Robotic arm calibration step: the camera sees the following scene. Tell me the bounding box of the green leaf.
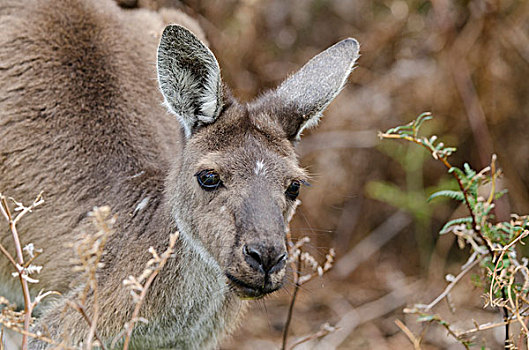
[463,163,476,178]
[365,181,431,218]
[482,203,495,217]
[417,314,436,322]
[440,217,473,234]
[413,112,433,136]
[471,273,482,288]
[448,167,465,179]
[443,147,457,156]
[427,190,465,203]
[385,124,413,136]
[467,181,479,198]
[495,189,508,200]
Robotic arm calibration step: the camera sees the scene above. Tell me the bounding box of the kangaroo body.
[0,0,359,348]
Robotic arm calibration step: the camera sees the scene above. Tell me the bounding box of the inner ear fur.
[157,25,223,138]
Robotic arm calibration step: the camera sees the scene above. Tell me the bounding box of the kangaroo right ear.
[157,25,223,138]
[252,38,359,141]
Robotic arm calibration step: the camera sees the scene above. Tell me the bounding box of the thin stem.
[85,211,111,349]
[380,134,491,251]
[432,155,510,346]
[281,254,302,350]
[0,321,73,349]
[423,257,481,311]
[287,323,337,350]
[122,269,159,350]
[0,242,17,268]
[122,233,177,350]
[502,303,510,348]
[67,301,107,350]
[395,319,422,350]
[1,196,31,350]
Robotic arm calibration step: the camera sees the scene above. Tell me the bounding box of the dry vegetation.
[4,0,529,349]
[0,202,178,349]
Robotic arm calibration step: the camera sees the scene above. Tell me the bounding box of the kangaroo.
[0,0,359,348]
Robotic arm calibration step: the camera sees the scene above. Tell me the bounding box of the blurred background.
[135,0,529,348]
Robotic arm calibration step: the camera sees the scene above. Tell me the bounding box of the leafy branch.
[380,113,529,349]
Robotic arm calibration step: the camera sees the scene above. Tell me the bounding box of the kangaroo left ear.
[157,25,223,138]
[252,38,360,140]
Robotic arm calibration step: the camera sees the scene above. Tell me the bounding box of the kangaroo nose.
[243,244,287,274]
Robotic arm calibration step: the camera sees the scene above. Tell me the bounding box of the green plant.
[366,133,458,270]
[381,113,529,349]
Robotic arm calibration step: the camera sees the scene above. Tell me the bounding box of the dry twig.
[395,319,421,350]
[281,200,336,350]
[66,206,116,350]
[111,231,179,350]
[0,193,46,350]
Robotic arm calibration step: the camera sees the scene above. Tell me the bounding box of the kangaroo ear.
[254,38,360,140]
[157,25,223,138]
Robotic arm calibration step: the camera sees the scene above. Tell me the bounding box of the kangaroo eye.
[285,180,301,200]
[196,170,222,191]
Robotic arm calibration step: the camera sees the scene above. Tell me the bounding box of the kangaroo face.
[170,103,308,298]
[158,25,359,299]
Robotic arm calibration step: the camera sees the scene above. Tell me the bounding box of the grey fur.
[0,0,359,348]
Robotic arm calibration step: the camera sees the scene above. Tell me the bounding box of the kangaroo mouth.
[225,273,281,300]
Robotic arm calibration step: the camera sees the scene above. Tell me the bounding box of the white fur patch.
[130,170,145,179]
[134,196,150,214]
[254,160,266,176]
[174,214,221,272]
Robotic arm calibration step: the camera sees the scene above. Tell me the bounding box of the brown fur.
[0,0,359,348]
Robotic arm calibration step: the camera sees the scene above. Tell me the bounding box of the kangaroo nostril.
[243,245,263,266]
[275,253,287,265]
[269,252,287,274]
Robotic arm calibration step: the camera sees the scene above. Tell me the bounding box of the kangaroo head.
[157,25,359,299]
